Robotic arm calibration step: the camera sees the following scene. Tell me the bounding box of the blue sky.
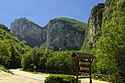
[0,0,105,27]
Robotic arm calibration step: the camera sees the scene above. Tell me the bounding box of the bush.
[45,74,75,83]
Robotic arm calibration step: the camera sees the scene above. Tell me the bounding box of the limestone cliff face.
[82,3,104,52]
[45,17,87,50]
[10,17,87,50]
[10,18,47,47]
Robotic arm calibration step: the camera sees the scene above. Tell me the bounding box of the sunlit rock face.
[10,17,47,47]
[10,17,87,51]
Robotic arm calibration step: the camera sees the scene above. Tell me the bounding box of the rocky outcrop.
[10,18,47,47]
[10,17,87,50]
[45,17,87,50]
[82,3,104,52]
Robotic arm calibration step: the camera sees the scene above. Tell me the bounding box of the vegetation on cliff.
[45,17,87,51]
[82,3,104,53]
[82,0,125,82]
[49,17,87,31]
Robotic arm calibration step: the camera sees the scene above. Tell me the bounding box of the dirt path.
[10,69,49,82]
[0,69,49,83]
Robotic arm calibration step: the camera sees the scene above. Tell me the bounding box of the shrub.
[45,74,75,83]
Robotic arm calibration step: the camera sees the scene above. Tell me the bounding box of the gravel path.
[0,69,49,83]
[10,69,49,82]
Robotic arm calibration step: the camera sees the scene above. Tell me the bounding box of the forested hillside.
[82,0,125,82]
[0,24,31,68]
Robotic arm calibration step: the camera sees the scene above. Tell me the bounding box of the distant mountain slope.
[45,17,87,50]
[10,18,47,47]
[10,17,87,51]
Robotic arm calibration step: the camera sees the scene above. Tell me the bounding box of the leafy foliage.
[80,0,125,82]
[81,0,125,82]
[21,48,47,71]
[21,49,74,74]
[0,24,31,68]
[94,0,125,75]
[45,74,75,83]
[46,51,74,73]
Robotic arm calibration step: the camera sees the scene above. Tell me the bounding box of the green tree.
[0,40,11,67]
[93,0,125,76]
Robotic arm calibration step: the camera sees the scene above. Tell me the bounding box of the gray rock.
[10,17,47,47]
[10,17,87,51]
[82,3,104,52]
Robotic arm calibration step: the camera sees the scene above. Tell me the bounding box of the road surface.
[0,69,49,83]
[0,69,111,83]
[10,69,49,83]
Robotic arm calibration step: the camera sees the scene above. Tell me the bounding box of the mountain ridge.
[10,17,87,51]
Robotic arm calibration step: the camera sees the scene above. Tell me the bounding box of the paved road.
[10,69,49,83]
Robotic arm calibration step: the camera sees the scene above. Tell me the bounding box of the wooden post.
[75,57,79,83]
[74,56,79,83]
[89,62,92,83]
[76,62,78,83]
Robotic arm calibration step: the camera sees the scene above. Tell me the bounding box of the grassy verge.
[0,65,13,74]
